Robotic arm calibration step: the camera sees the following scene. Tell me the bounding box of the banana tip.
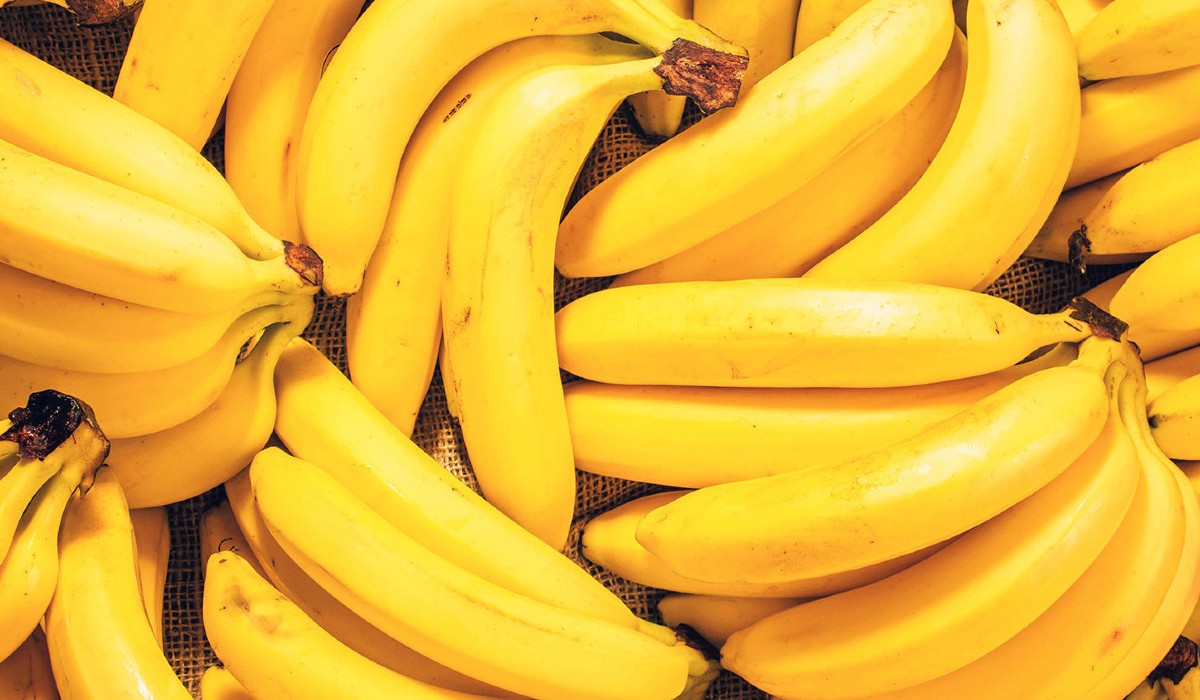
[1,390,95,460]
[655,39,748,114]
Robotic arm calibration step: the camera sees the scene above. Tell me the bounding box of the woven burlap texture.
[0,6,1133,698]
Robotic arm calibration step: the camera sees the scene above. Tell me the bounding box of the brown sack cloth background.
[0,6,1133,696]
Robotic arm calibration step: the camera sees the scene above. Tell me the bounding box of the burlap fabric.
[0,6,1135,697]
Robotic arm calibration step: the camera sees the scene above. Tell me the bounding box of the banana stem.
[654,38,748,112]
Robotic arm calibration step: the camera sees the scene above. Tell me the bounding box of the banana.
[200,666,254,700]
[250,448,716,700]
[130,506,169,649]
[104,298,312,508]
[801,0,1080,290]
[349,35,649,438]
[1077,0,1200,80]
[1068,63,1200,189]
[200,500,264,578]
[0,629,58,699]
[221,466,516,697]
[273,337,646,630]
[0,301,297,439]
[633,338,1118,585]
[0,448,62,568]
[1166,669,1200,700]
[719,367,1139,698]
[1147,345,1200,403]
[0,0,137,23]
[1082,270,1200,362]
[223,0,365,244]
[792,0,867,53]
[204,550,501,700]
[581,489,951,598]
[556,0,954,278]
[113,0,277,152]
[657,594,802,649]
[0,138,321,314]
[45,469,190,699]
[564,344,1076,488]
[625,0,692,139]
[1056,0,1113,37]
[612,29,963,286]
[0,36,281,261]
[1109,233,1200,333]
[1132,680,1171,700]
[555,279,1100,388]
[296,0,747,296]
[693,0,800,91]
[1023,171,1145,268]
[1148,374,1200,460]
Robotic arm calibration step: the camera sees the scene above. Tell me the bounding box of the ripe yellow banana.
[113,0,277,152]
[0,445,64,567]
[223,0,364,244]
[611,30,964,285]
[555,279,1099,388]
[0,36,280,261]
[802,0,1080,290]
[349,35,649,438]
[582,489,951,598]
[1067,64,1200,189]
[1148,374,1200,460]
[656,594,803,649]
[274,337,645,630]
[692,0,800,91]
[720,378,1139,698]
[105,298,312,508]
[0,629,58,699]
[44,469,190,699]
[444,57,671,548]
[564,344,1075,488]
[200,499,265,579]
[634,339,1116,584]
[0,138,321,314]
[250,449,716,700]
[1077,0,1200,80]
[792,0,867,53]
[204,550,495,700]
[625,0,692,139]
[1023,171,1140,267]
[1109,234,1200,333]
[1147,345,1200,403]
[200,666,253,700]
[296,0,747,295]
[555,0,954,278]
[0,0,137,23]
[130,506,169,649]
[1082,270,1200,362]
[1055,0,1113,37]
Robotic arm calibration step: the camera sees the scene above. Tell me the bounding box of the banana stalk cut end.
[283,241,324,290]
[655,38,748,113]
[1152,636,1200,689]
[1065,296,1129,341]
[64,0,141,25]
[1069,226,1091,274]
[1,390,106,462]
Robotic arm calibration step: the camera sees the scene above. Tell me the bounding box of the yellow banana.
[251,448,716,700]
[563,344,1075,488]
[720,373,1139,698]
[44,469,190,699]
[0,629,59,699]
[555,279,1099,388]
[130,506,169,649]
[200,499,266,581]
[693,0,800,91]
[1082,270,1200,362]
[113,0,278,152]
[657,594,802,649]
[349,34,648,437]
[634,339,1116,584]
[1077,0,1200,80]
[0,138,321,314]
[204,550,496,700]
[200,666,254,700]
[1068,64,1200,189]
[1149,374,1200,460]
[296,0,747,296]
[1147,345,1200,403]
[223,0,364,243]
[802,0,1080,290]
[582,489,950,598]
[625,0,692,139]
[613,26,965,287]
[0,446,62,567]
[0,36,280,261]
[792,0,867,53]
[105,298,312,508]
[0,0,137,23]
[274,337,646,630]
[1023,171,1140,267]
[1056,0,1113,37]
[556,0,954,278]
[1110,234,1200,333]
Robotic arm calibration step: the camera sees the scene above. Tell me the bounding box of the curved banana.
[1055,0,1113,37]
[657,594,802,649]
[1082,270,1200,362]
[274,338,645,630]
[204,550,496,700]
[1022,171,1137,267]
[0,138,321,314]
[349,34,649,437]
[693,0,800,91]
[1067,63,1200,189]
[0,0,137,23]
[1148,374,1200,460]
[719,376,1139,698]
[130,506,170,649]
[613,26,965,287]
[44,469,190,700]
[1147,345,1200,403]
[104,298,313,508]
[0,36,281,261]
[1109,234,1200,333]
[0,302,295,439]
[200,666,254,700]
[250,448,716,700]
[792,0,867,53]
[581,490,950,598]
[0,629,58,699]
[801,0,1080,290]
[564,344,1075,488]
[296,0,747,296]
[223,0,365,243]
[555,0,954,278]
[634,341,1116,584]
[0,448,63,568]
[625,0,692,139]
[200,499,264,578]
[113,0,277,152]
[1077,0,1200,80]
[555,279,1098,388]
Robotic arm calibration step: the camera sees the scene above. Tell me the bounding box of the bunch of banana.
[0,0,138,24]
